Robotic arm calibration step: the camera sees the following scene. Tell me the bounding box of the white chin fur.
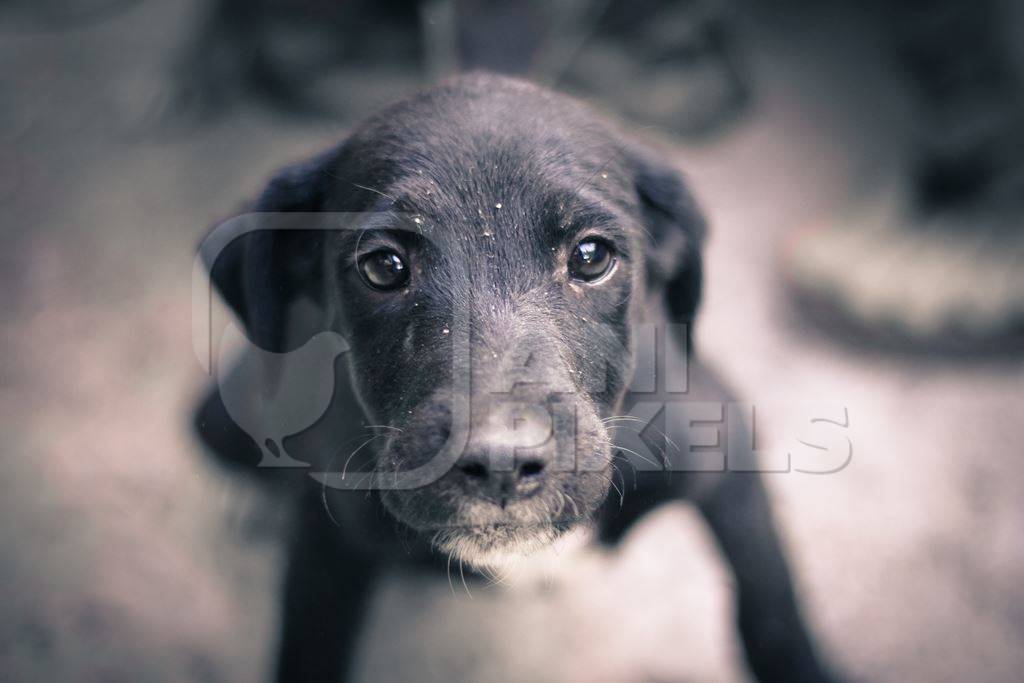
[434,523,593,574]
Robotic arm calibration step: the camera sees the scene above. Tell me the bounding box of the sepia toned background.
[1,0,1022,681]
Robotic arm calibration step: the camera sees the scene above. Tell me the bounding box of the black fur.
[195,74,839,683]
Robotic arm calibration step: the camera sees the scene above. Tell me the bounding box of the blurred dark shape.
[782,0,1024,355]
[555,0,750,137]
[173,0,750,136]
[891,0,1024,208]
[174,0,427,119]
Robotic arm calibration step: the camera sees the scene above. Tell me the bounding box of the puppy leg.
[699,471,837,683]
[275,495,378,683]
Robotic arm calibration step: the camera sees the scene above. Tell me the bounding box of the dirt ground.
[1,1,1022,681]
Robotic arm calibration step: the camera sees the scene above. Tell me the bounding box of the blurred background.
[1,0,1022,681]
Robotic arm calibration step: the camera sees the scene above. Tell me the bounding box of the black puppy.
[196,74,838,682]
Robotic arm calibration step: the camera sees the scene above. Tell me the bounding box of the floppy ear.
[204,148,339,353]
[193,149,342,476]
[628,144,707,347]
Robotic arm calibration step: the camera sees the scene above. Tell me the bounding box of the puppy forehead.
[334,78,637,215]
[369,141,634,250]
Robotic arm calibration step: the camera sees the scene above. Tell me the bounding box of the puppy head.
[210,75,704,569]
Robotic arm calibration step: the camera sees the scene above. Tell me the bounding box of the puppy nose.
[456,452,547,505]
[455,402,553,505]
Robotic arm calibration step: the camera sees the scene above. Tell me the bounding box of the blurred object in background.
[173,0,750,137]
[552,0,750,137]
[174,0,428,121]
[783,0,1024,354]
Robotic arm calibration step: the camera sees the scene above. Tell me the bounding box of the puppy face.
[215,75,705,568]
[331,128,645,567]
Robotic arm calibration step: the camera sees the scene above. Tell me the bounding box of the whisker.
[446,547,456,597]
[319,445,351,527]
[602,415,650,424]
[606,469,624,507]
[341,435,386,480]
[362,424,404,433]
[606,458,630,497]
[603,426,671,469]
[320,487,341,528]
[317,428,394,516]
[554,490,567,520]
[487,563,510,588]
[602,417,681,454]
[350,182,397,203]
[459,558,473,599]
[604,442,661,470]
[563,492,580,518]
[352,468,375,497]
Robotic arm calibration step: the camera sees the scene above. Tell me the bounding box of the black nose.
[457,452,547,505]
[453,397,556,505]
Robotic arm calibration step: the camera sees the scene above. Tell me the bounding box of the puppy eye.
[568,238,615,282]
[358,249,409,290]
